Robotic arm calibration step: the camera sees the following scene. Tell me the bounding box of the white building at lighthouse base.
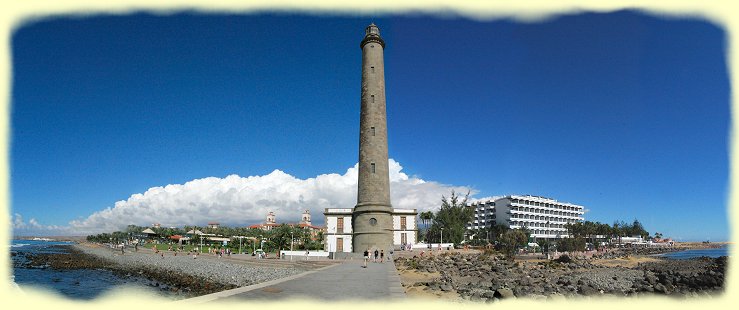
[324,208,417,253]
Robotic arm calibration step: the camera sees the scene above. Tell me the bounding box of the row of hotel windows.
[474,214,496,218]
[336,217,408,230]
[510,214,579,223]
[510,207,580,217]
[476,199,582,212]
[510,199,582,212]
[526,229,562,235]
[510,220,568,228]
[511,209,580,217]
[471,207,580,218]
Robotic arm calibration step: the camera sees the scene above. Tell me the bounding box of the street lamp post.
[193,226,202,253]
[440,227,444,250]
[290,232,294,251]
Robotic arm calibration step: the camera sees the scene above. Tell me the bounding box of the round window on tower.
[369,218,377,226]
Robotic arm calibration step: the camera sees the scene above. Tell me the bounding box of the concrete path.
[179,259,405,302]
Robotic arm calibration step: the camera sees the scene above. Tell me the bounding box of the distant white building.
[324,208,417,253]
[248,210,324,240]
[248,211,279,231]
[614,236,644,244]
[467,194,586,240]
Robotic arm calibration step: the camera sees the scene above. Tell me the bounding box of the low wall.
[410,243,454,250]
[279,250,330,259]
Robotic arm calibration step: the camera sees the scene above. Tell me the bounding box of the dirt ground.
[398,268,462,301]
[589,255,663,268]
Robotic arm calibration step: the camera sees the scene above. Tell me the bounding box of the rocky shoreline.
[14,243,309,298]
[395,250,726,302]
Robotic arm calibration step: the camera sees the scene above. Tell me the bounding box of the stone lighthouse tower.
[352,23,393,253]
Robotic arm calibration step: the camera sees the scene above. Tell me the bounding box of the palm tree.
[595,222,610,246]
[489,223,509,243]
[419,211,434,242]
[583,221,597,246]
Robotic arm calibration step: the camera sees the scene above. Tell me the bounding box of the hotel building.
[467,195,586,240]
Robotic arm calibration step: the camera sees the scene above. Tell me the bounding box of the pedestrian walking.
[380,250,384,263]
[374,249,379,263]
[363,249,369,268]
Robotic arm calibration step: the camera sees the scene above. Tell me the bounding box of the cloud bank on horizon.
[12,159,475,236]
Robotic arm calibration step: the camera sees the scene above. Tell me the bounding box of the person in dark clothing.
[373,249,379,263]
[380,250,384,263]
[363,249,369,268]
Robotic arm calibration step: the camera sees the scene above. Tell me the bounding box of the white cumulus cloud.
[13,159,475,236]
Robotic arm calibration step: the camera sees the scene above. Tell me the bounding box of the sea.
[657,245,730,260]
[10,239,177,300]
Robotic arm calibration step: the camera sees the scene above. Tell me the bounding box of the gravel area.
[73,244,307,287]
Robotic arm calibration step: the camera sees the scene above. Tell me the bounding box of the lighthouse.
[352,23,393,253]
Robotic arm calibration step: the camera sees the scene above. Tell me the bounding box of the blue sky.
[10,11,729,241]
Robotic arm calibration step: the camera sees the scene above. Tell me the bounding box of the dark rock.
[578,285,599,296]
[654,283,667,294]
[494,288,515,299]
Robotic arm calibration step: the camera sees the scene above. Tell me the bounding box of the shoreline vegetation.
[394,242,728,302]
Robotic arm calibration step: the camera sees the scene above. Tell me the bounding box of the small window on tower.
[371,127,375,136]
[371,162,376,173]
[371,66,375,73]
[371,95,375,103]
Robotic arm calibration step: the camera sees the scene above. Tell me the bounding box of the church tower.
[352,23,393,253]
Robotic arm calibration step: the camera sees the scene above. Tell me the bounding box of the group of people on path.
[363,248,387,268]
[207,246,231,258]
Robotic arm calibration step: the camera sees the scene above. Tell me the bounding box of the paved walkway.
[177,259,405,302]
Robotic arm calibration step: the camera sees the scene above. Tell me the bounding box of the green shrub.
[556,237,586,252]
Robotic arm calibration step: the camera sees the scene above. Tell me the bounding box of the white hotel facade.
[468,195,586,240]
[324,208,417,253]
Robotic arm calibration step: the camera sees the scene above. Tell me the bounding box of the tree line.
[86,223,324,252]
